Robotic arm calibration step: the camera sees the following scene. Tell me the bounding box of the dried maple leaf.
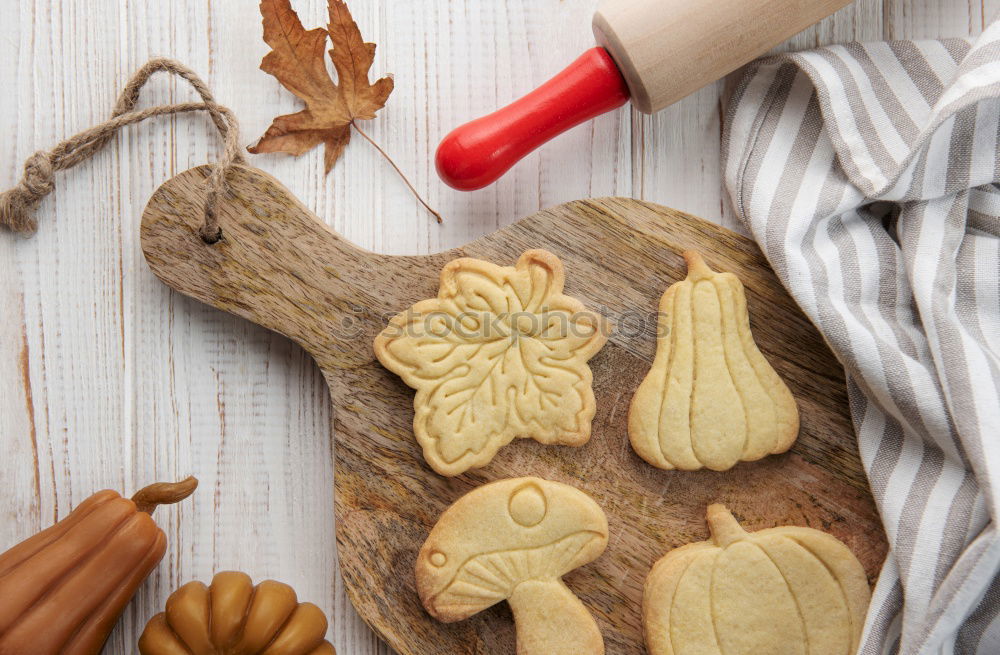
[249,0,393,172]
[250,0,439,221]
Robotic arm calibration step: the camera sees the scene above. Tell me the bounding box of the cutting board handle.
[140,165,388,367]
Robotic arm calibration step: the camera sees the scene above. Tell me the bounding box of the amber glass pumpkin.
[138,571,335,655]
[0,477,198,655]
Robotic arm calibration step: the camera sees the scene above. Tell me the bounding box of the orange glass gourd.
[0,477,198,655]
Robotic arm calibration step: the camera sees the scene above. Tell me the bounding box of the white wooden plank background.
[0,1,994,653]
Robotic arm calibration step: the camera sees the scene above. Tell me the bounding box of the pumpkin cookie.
[375,249,608,476]
[417,477,608,655]
[644,504,870,655]
[628,251,798,471]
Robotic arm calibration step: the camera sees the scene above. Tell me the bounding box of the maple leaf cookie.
[374,250,608,476]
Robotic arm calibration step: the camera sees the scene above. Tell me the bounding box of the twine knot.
[0,58,243,242]
[0,151,56,235]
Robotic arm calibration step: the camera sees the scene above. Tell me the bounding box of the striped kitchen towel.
[723,16,1000,655]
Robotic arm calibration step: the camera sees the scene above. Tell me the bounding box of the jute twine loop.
[0,58,245,243]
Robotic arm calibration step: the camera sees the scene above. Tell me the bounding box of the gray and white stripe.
[723,16,1000,655]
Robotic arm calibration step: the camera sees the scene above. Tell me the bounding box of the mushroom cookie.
[374,249,608,476]
[644,504,871,655]
[416,477,609,655]
[628,251,799,471]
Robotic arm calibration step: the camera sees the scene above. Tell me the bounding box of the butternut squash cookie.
[417,477,608,655]
[374,250,608,476]
[629,251,798,471]
[644,504,870,655]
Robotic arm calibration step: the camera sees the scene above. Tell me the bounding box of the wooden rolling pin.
[436,0,854,190]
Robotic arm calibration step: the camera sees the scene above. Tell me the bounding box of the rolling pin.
[436,0,854,190]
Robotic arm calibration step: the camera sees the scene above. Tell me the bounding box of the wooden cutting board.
[140,165,887,655]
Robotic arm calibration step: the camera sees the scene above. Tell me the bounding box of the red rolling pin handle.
[435,47,630,191]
